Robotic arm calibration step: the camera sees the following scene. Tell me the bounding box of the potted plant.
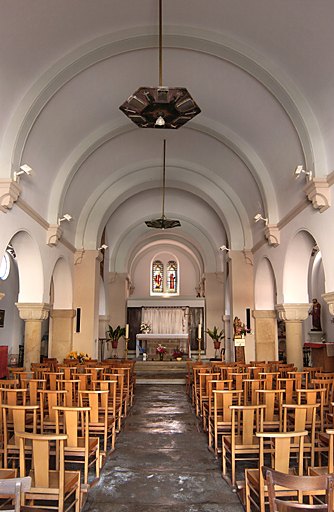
[106,324,126,349]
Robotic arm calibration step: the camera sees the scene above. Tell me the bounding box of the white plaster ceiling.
[1,0,333,271]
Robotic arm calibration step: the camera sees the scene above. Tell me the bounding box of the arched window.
[0,253,10,281]
[166,260,178,293]
[152,260,163,293]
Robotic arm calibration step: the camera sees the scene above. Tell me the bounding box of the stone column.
[228,250,255,362]
[50,309,75,363]
[276,303,310,370]
[204,272,224,359]
[253,310,277,362]
[73,250,102,358]
[107,273,128,358]
[15,303,50,369]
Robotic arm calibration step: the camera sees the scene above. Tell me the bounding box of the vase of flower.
[140,322,152,334]
[156,344,167,361]
[159,352,164,361]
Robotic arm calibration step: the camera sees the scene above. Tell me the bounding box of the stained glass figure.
[152,260,164,293]
[167,261,177,293]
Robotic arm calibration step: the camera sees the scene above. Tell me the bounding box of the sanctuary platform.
[135,360,188,384]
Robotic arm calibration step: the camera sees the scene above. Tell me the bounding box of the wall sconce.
[294,165,312,180]
[254,213,268,225]
[14,164,32,182]
[58,214,72,224]
[219,245,230,252]
[98,244,108,251]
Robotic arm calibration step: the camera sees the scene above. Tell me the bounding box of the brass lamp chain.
[159,0,163,87]
[161,139,166,217]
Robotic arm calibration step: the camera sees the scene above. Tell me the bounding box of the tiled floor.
[83,384,243,512]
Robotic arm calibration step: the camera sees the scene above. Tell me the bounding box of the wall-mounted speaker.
[246,308,251,331]
[75,308,81,333]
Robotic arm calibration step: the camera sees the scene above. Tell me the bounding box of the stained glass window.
[166,261,178,293]
[152,260,163,293]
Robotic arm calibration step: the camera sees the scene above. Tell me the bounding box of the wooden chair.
[39,389,67,433]
[54,406,100,487]
[203,379,232,434]
[282,403,319,467]
[17,431,81,512]
[245,430,308,512]
[209,388,242,455]
[2,404,38,468]
[256,389,284,431]
[0,476,31,512]
[78,389,115,455]
[263,466,334,511]
[222,403,265,489]
[57,379,80,407]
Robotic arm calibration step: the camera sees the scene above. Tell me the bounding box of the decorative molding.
[304,178,331,213]
[15,302,50,321]
[46,224,63,246]
[264,224,280,247]
[322,292,334,316]
[276,303,310,322]
[252,310,277,319]
[0,293,5,301]
[327,171,334,187]
[0,179,21,213]
[50,308,75,319]
[242,249,253,265]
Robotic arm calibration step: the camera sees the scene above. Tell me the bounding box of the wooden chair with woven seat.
[0,476,31,512]
[263,466,334,512]
[78,389,115,456]
[54,406,100,488]
[222,403,266,489]
[245,430,308,512]
[2,404,39,469]
[17,431,81,512]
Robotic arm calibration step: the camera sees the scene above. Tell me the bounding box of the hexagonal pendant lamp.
[119,0,201,129]
[145,139,181,229]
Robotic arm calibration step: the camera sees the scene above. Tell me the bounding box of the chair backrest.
[0,476,31,512]
[263,466,334,511]
[230,404,265,443]
[54,405,90,448]
[78,389,109,422]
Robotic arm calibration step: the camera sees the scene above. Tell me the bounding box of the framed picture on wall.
[0,310,4,328]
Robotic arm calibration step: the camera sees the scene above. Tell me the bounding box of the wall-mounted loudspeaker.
[246,308,251,331]
[75,308,81,333]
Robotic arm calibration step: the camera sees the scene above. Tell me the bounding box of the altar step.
[135,360,187,384]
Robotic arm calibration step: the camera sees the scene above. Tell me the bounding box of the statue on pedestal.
[309,298,322,331]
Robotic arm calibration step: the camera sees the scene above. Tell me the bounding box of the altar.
[136,333,189,359]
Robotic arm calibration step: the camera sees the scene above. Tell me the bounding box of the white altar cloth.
[136,333,189,357]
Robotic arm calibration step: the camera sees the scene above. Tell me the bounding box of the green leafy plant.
[106,324,126,347]
[205,326,225,342]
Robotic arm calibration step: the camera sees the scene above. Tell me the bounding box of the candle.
[125,324,129,339]
[198,323,202,339]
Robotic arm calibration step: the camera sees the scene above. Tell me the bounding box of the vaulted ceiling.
[1,0,333,273]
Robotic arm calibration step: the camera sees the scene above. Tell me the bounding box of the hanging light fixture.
[119,0,201,129]
[145,139,181,229]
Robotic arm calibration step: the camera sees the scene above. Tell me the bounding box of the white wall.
[131,245,198,298]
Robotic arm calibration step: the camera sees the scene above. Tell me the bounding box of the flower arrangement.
[66,351,91,364]
[140,322,151,334]
[156,344,167,354]
[172,347,184,359]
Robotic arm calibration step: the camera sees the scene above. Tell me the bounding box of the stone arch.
[51,257,73,309]
[283,230,316,304]
[254,257,277,310]
[10,231,44,303]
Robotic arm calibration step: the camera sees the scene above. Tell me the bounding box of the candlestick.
[124,338,129,360]
[125,323,129,339]
[198,323,202,339]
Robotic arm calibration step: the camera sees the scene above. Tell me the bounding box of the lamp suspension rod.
[159,0,163,87]
[161,139,166,217]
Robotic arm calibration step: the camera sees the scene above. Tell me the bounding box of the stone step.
[135,360,187,384]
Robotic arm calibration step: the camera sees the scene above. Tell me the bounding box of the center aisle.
[83,384,243,512]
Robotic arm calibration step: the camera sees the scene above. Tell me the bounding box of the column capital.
[252,309,277,319]
[276,303,310,322]
[0,292,5,301]
[304,178,331,213]
[15,302,50,321]
[322,292,334,315]
[264,225,280,247]
[74,249,102,265]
